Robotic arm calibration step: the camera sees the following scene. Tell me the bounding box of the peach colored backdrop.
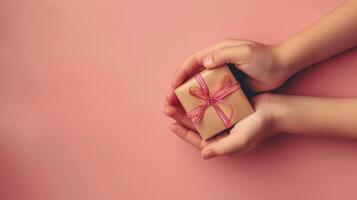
[0,0,357,199]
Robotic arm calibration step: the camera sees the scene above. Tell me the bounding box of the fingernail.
[164,106,171,116]
[203,56,213,67]
[169,124,177,131]
[203,150,215,159]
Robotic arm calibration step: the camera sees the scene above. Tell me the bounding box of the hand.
[171,39,291,93]
[165,93,280,159]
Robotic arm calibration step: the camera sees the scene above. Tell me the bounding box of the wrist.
[272,42,301,79]
[268,94,293,134]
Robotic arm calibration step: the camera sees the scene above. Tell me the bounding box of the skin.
[164,0,357,159]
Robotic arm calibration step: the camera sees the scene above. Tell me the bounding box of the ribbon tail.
[213,83,240,99]
[188,103,209,129]
[213,104,233,128]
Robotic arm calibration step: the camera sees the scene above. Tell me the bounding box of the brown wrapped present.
[175,65,254,140]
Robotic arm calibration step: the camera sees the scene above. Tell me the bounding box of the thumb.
[201,114,261,159]
[201,134,248,159]
[202,45,251,68]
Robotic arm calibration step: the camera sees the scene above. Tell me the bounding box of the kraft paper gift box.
[175,65,254,140]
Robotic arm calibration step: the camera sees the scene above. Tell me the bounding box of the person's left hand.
[164,93,280,159]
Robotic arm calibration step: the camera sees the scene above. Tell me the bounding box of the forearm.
[276,0,357,76]
[272,94,357,139]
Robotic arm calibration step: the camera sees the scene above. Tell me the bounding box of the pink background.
[0,0,357,199]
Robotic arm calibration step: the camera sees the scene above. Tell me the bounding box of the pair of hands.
[164,39,293,159]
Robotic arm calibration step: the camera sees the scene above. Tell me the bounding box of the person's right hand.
[167,93,281,159]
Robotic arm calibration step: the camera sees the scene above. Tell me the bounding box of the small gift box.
[175,65,254,140]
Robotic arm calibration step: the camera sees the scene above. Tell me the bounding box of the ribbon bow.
[187,73,241,129]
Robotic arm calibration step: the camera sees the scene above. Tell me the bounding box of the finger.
[169,123,205,149]
[199,131,229,149]
[201,114,260,159]
[164,105,194,129]
[172,40,250,88]
[164,99,169,106]
[171,50,204,88]
[202,45,252,68]
[165,88,181,107]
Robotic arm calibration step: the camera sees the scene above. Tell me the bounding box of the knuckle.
[240,139,257,152]
[216,147,229,156]
[246,141,257,150]
[216,47,226,55]
[219,38,243,47]
[181,55,194,67]
[183,49,203,65]
[200,140,209,149]
[238,138,250,149]
[212,48,224,62]
[213,143,229,156]
[240,44,254,55]
[217,38,243,47]
[213,40,231,50]
[221,38,235,44]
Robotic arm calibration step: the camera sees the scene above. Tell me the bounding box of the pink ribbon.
[187,73,241,129]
